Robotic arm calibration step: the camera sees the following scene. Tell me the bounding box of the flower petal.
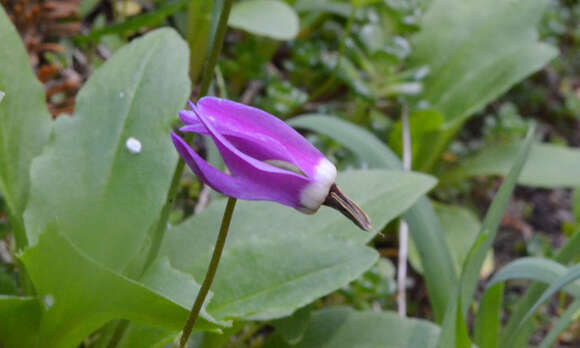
[195,97,325,177]
[171,132,311,209]
[171,132,246,198]
[179,109,199,125]
[180,123,297,164]
[190,106,323,209]
[192,106,296,177]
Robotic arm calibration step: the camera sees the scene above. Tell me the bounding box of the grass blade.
[436,123,536,348]
[474,283,504,348]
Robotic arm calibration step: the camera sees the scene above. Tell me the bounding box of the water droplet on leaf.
[44,295,55,309]
[126,137,142,154]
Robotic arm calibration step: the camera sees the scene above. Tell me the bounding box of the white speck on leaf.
[126,137,142,154]
[44,295,55,309]
[119,92,125,98]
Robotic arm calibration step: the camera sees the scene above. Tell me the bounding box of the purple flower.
[171,97,371,230]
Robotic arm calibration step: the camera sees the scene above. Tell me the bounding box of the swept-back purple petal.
[171,132,245,198]
[180,124,297,164]
[193,104,303,179]
[173,132,318,211]
[180,109,301,166]
[172,132,308,207]
[179,109,201,125]
[196,97,324,177]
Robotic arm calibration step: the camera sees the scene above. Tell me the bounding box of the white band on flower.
[298,158,338,214]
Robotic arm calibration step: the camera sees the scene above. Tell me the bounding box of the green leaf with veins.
[265,306,440,348]
[0,7,51,247]
[408,0,557,172]
[24,28,188,272]
[158,170,436,321]
[19,225,222,348]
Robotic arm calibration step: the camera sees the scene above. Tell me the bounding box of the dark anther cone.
[323,184,373,231]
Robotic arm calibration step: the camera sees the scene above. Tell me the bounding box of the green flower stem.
[107,2,233,348]
[142,153,189,272]
[143,0,233,273]
[187,0,213,84]
[9,213,26,251]
[179,197,237,348]
[198,0,233,97]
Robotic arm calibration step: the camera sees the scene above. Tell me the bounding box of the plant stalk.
[107,2,233,347]
[143,0,233,273]
[397,104,411,317]
[198,0,233,97]
[187,0,213,84]
[179,197,237,347]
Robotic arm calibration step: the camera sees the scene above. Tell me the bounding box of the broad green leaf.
[0,7,51,247]
[265,307,440,348]
[388,109,445,163]
[229,0,299,40]
[24,28,189,271]
[0,296,41,348]
[442,142,580,188]
[473,283,503,348]
[16,28,203,347]
[176,228,378,321]
[19,226,220,348]
[140,258,226,327]
[116,323,175,348]
[538,299,580,348]
[159,170,436,320]
[289,115,401,168]
[409,203,481,275]
[270,305,312,345]
[114,319,238,348]
[290,114,456,322]
[408,0,557,172]
[188,322,246,348]
[436,125,535,348]
[410,0,557,126]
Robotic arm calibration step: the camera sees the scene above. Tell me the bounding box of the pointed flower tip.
[171,98,371,229]
[323,184,373,232]
[169,131,180,144]
[170,132,187,156]
[179,110,197,124]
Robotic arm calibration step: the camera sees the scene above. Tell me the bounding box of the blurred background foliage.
[1,0,580,347]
